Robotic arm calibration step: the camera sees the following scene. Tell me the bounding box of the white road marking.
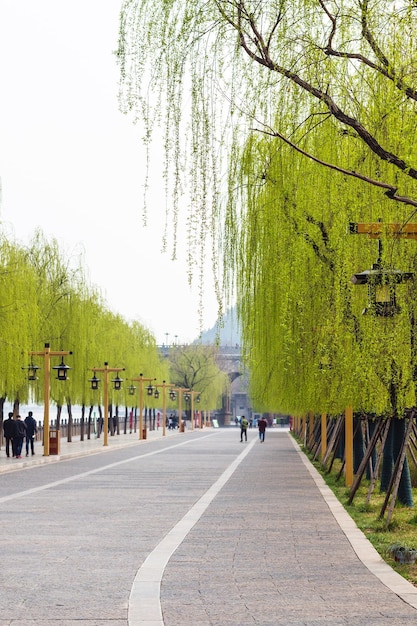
[0,436,214,503]
[128,438,257,625]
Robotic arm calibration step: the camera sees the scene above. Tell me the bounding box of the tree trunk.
[353,415,365,473]
[80,404,85,441]
[87,405,94,439]
[56,404,62,430]
[392,417,413,506]
[97,405,103,439]
[66,401,72,442]
[380,420,394,493]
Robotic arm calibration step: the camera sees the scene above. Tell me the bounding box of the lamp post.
[128,374,156,440]
[170,387,190,432]
[153,381,175,436]
[27,343,72,456]
[184,390,201,430]
[89,362,124,447]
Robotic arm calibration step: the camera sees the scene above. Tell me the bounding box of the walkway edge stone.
[289,434,417,610]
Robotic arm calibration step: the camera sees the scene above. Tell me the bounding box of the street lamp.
[170,387,190,432]
[89,362,125,446]
[54,357,71,381]
[128,374,156,440]
[184,390,201,430]
[350,239,413,316]
[23,362,39,381]
[349,221,414,316]
[351,265,413,316]
[27,343,72,456]
[153,380,175,436]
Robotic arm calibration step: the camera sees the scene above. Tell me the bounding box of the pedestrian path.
[158,431,417,625]
[0,426,178,473]
[1,427,417,625]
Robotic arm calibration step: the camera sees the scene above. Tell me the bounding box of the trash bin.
[180,421,185,433]
[49,429,60,455]
[142,428,147,440]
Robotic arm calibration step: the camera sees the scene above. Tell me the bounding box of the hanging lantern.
[351,265,413,317]
[112,374,123,390]
[169,389,176,400]
[128,384,136,396]
[146,383,154,396]
[53,358,71,381]
[89,374,100,390]
[196,395,201,403]
[154,388,160,399]
[184,393,190,402]
[25,363,39,381]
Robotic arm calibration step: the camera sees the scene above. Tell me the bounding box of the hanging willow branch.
[118,0,417,417]
[256,125,417,209]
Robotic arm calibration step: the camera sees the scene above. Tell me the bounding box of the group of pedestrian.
[3,411,37,459]
[239,415,267,442]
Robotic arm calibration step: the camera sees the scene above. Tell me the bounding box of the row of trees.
[0,229,227,423]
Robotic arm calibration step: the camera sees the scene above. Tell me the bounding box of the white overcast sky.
[0,1,221,346]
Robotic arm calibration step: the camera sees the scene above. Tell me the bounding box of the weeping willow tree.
[117,1,417,420]
[168,344,228,407]
[0,228,167,429]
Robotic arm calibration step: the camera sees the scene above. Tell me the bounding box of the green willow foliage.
[118,1,417,416]
[0,230,167,410]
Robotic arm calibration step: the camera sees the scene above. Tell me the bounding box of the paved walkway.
[1,427,417,625]
[0,426,176,473]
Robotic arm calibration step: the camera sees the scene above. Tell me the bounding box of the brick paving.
[0,427,417,625]
[160,431,417,625]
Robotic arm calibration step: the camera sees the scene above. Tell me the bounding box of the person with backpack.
[240,415,249,442]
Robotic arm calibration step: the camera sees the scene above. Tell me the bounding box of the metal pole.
[139,377,144,440]
[103,363,109,447]
[178,390,183,431]
[162,383,167,437]
[43,344,51,456]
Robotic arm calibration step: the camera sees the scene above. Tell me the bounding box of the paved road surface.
[1,427,417,625]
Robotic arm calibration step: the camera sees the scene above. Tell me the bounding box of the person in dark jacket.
[3,412,15,458]
[13,415,27,459]
[258,416,268,442]
[24,411,37,456]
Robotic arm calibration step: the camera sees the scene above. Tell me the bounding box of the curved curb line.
[128,438,257,625]
[289,434,417,610]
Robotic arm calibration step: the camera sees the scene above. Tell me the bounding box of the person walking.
[3,412,15,458]
[258,415,267,442]
[13,415,27,459]
[24,411,37,456]
[240,415,249,442]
